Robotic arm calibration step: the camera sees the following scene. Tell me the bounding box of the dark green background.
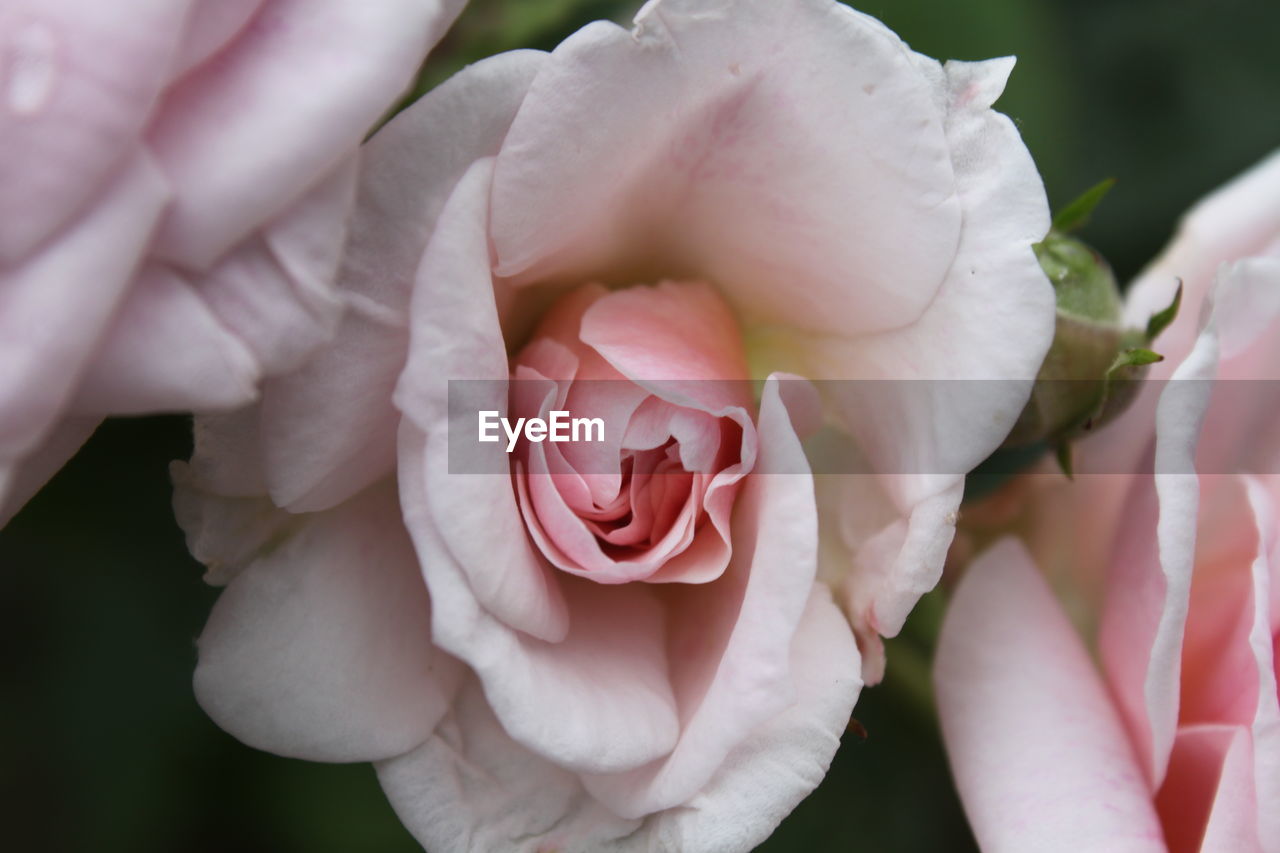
[3,1,1278,850]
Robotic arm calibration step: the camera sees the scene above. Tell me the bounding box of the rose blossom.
[174,0,1054,847]
[935,151,1280,852]
[0,0,466,524]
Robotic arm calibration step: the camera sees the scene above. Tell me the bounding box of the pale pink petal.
[1180,477,1263,727]
[397,158,570,643]
[1103,257,1280,786]
[808,58,1051,673]
[810,56,1052,503]
[377,587,859,853]
[0,415,98,527]
[637,585,861,851]
[1242,476,1280,852]
[582,377,819,816]
[261,51,546,512]
[170,458,290,587]
[192,482,461,763]
[68,263,259,414]
[1156,724,1263,853]
[148,0,467,268]
[491,0,963,337]
[400,425,681,775]
[0,0,188,262]
[186,405,268,497]
[1123,149,1280,373]
[376,677,643,853]
[0,153,167,481]
[169,0,262,78]
[192,154,358,376]
[935,539,1165,853]
[579,280,748,387]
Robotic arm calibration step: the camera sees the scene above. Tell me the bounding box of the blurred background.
[2,0,1278,849]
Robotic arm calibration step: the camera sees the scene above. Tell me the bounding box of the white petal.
[193,482,459,763]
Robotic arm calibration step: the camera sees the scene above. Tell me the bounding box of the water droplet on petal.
[6,22,59,116]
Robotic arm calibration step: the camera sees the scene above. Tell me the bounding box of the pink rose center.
[506,280,757,585]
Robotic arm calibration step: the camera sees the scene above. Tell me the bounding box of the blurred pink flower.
[935,151,1280,852]
[0,0,465,522]
[174,0,1054,847]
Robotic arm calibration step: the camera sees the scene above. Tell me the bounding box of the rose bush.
[0,0,465,523]
[174,0,1055,847]
[935,151,1280,852]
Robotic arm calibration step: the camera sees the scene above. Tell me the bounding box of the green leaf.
[1144,280,1184,342]
[1051,177,1117,234]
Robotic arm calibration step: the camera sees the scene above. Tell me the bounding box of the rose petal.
[636,584,861,851]
[582,376,820,817]
[377,585,859,853]
[0,414,98,527]
[491,0,962,337]
[1156,724,1263,853]
[376,676,643,853]
[397,158,571,643]
[580,280,749,388]
[0,0,188,262]
[68,263,260,414]
[192,482,460,763]
[169,0,263,79]
[934,538,1165,853]
[263,50,547,512]
[148,0,467,267]
[401,425,681,775]
[1101,258,1280,785]
[805,58,1051,675]
[1123,149,1280,373]
[0,153,167,487]
[192,154,358,377]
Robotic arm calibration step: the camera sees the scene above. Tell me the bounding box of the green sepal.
[1055,441,1074,479]
[1051,178,1117,234]
[1109,347,1164,371]
[1080,347,1165,431]
[1144,280,1184,343]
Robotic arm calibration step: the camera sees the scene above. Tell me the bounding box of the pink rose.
[935,151,1280,852]
[0,0,465,523]
[174,0,1054,847]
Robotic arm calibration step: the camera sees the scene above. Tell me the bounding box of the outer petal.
[1102,259,1280,785]
[192,482,461,763]
[491,0,963,337]
[1123,149,1280,374]
[169,0,263,78]
[935,539,1165,853]
[582,377,823,817]
[0,153,167,502]
[401,422,681,775]
[67,263,260,414]
[807,58,1051,676]
[0,415,98,527]
[377,585,861,853]
[0,0,188,262]
[628,585,861,851]
[396,153,572,643]
[190,154,359,377]
[815,57,1051,495]
[148,0,467,267]
[259,50,547,512]
[376,677,644,853]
